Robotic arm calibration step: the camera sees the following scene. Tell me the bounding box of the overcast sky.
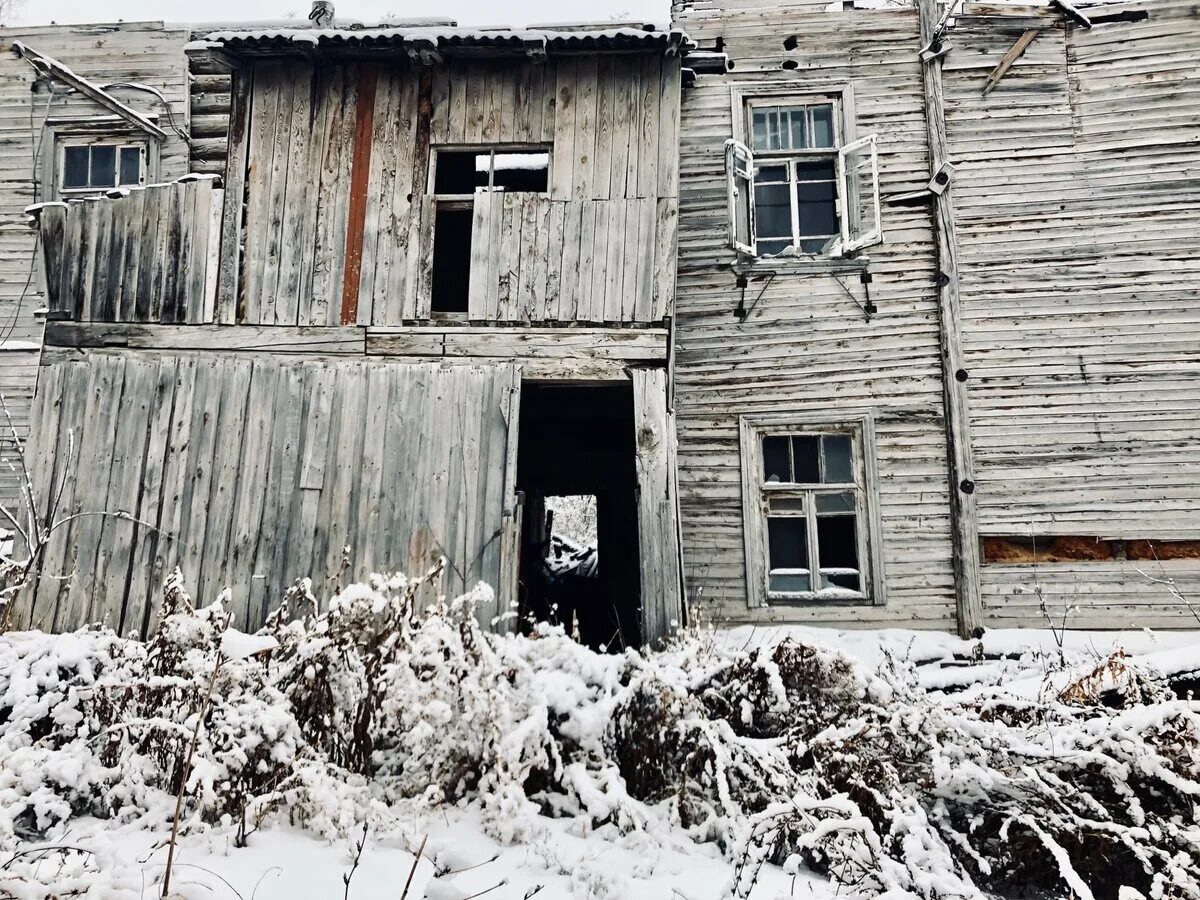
[10,0,670,28]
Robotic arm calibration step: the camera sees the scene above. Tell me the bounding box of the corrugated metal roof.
[199,25,690,57]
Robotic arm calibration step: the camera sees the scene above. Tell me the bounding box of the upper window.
[741,416,884,606]
[429,145,550,314]
[726,93,882,259]
[60,142,145,194]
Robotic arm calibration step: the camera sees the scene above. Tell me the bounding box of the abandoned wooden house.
[9,0,1200,644]
[672,0,1200,634]
[0,22,212,508]
[13,17,687,648]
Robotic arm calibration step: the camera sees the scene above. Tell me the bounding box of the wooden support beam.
[11,41,169,141]
[340,66,379,326]
[981,28,1041,96]
[215,65,254,324]
[918,0,985,638]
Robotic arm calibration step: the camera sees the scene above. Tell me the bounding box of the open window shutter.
[837,133,883,252]
[724,139,755,255]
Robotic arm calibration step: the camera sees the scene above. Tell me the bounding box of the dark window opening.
[434,150,489,194]
[517,383,640,651]
[492,152,549,192]
[431,206,472,313]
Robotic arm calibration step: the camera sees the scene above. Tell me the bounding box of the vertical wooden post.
[918,0,984,637]
[216,64,254,324]
[340,66,378,326]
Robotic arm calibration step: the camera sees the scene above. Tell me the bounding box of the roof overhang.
[190,26,692,63]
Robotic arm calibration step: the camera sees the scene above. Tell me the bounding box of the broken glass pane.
[815,491,855,514]
[89,145,116,188]
[791,435,820,483]
[62,146,89,189]
[762,436,791,483]
[822,435,854,483]
[817,514,859,591]
[434,150,489,193]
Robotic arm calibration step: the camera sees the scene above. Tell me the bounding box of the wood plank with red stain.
[339,65,379,325]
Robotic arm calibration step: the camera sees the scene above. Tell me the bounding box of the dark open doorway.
[516,382,641,651]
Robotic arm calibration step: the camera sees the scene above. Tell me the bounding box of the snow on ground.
[1,573,1198,900]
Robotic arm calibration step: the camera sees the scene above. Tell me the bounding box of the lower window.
[740,415,882,605]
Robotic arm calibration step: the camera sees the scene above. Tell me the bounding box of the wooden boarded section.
[467,194,670,323]
[34,177,222,325]
[632,368,684,644]
[12,355,519,636]
[235,53,680,326]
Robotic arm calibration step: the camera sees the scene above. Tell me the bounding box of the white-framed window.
[428,144,551,313]
[41,117,159,201]
[739,413,885,606]
[725,89,882,259]
[60,141,146,194]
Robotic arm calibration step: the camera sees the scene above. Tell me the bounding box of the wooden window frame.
[41,116,159,201]
[739,412,886,608]
[725,84,882,261]
[426,144,552,319]
[427,143,553,201]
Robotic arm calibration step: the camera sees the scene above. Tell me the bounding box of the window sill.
[764,597,874,608]
[734,253,870,277]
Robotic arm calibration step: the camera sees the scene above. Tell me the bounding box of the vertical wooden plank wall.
[943,0,1200,628]
[12,355,518,636]
[237,53,680,327]
[35,177,222,324]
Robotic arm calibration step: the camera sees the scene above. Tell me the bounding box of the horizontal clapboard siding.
[12,354,518,636]
[671,2,959,629]
[237,54,680,326]
[944,0,1200,624]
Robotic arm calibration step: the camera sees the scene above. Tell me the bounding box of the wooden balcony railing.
[31,175,223,325]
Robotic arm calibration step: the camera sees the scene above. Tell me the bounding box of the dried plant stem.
[399,834,428,900]
[161,652,223,898]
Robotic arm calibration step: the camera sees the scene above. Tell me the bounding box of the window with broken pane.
[430,145,550,312]
[760,430,867,600]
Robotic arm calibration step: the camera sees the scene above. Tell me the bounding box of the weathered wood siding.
[35,177,222,324]
[12,354,518,636]
[188,38,232,176]
[234,54,680,326]
[671,1,959,628]
[945,0,1200,627]
[0,22,191,505]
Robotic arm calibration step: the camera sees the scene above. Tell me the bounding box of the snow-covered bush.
[2,571,1198,900]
